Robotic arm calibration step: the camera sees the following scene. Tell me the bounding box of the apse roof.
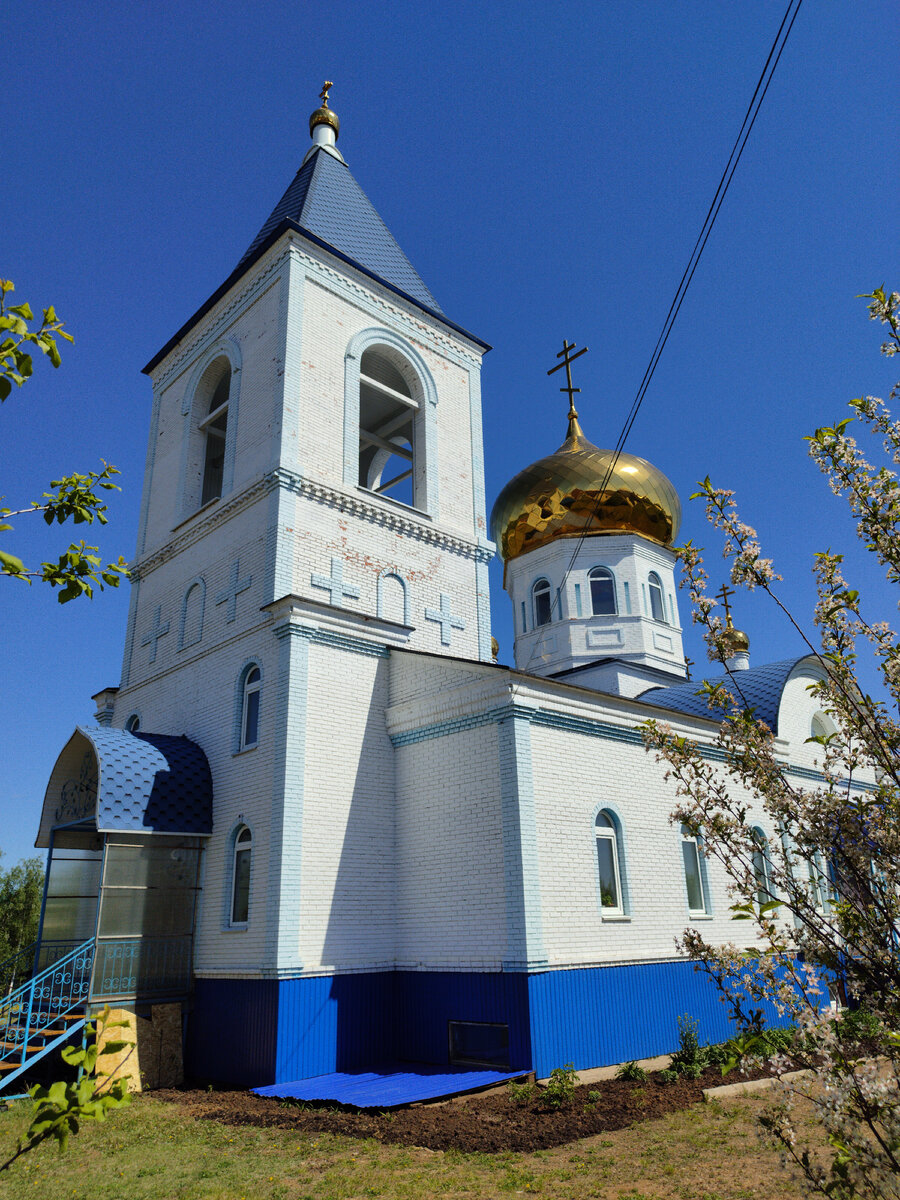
[639,657,812,735]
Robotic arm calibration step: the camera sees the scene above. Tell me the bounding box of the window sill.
[232,744,258,757]
[601,914,631,923]
[224,923,248,932]
[171,495,221,533]
[357,486,431,522]
[688,913,714,920]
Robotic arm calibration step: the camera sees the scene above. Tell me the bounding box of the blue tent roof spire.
[234,86,443,314]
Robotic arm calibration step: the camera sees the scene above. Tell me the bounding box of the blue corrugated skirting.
[186,960,791,1088]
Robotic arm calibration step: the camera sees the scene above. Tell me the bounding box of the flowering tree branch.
[642,288,900,1199]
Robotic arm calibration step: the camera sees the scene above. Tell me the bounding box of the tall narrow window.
[595,811,624,914]
[751,828,772,906]
[648,572,665,621]
[681,825,708,914]
[589,567,616,615]
[358,348,418,507]
[241,666,261,750]
[200,369,229,505]
[532,578,552,627]
[231,826,252,925]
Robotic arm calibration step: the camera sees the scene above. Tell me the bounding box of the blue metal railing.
[91,936,192,1000]
[0,938,94,1094]
[0,942,37,998]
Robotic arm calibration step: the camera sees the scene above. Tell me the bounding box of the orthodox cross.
[715,583,735,625]
[547,340,589,417]
[216,560,252,624]
[684,655,694,681]
[425,592,466,646]
[311,556,360,609]
[320,81,334,106]
[141,605,170,664]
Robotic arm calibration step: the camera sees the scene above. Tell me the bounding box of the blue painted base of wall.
[186,961,788,1088]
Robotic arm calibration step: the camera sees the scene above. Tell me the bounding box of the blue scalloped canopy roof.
[85,726,213,836]
[639,657,812,735]
[236,146,443,313]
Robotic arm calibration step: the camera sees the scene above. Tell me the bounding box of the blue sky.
[4,0,897,866]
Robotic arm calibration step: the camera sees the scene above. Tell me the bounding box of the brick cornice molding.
[268,468,493,561]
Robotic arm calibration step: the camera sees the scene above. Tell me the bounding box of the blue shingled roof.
[639,657,813,735]
[82,726,213,836]
[235,147,443,313]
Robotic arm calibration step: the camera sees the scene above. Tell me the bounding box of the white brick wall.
[298,644,396,971]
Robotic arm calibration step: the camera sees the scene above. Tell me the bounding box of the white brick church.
[31,89,839,1088]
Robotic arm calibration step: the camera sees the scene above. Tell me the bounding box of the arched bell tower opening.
[358,345,423,509]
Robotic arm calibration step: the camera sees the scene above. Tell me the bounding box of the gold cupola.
[309,81,340,140]
[489,410,681,570]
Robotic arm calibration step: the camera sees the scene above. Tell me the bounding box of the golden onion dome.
[489,413,681,566]
[722,621,750,653]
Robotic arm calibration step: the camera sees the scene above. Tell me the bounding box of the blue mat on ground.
[252,1062,527,1107]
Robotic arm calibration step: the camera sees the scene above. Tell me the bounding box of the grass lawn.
[0,1090,815,1200]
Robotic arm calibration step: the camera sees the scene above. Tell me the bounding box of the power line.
[518,0,804,679]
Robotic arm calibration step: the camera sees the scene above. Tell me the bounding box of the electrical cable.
[515,0,804,681]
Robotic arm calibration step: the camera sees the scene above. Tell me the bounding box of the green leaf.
[8,302,33,321]
[100,1040,130,1056]
[0,549,26,574]
[0,376,10,400]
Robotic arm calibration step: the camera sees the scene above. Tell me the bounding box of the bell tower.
[119,85,495,720]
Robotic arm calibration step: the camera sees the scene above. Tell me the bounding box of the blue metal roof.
[639,657,812,735]
[82,725,213,836]
[253,1062,527,1107]
[236,147,443,313]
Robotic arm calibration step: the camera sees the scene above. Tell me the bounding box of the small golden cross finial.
[715,583,736,625]
[320,81,334,107]
[547,339,589,418]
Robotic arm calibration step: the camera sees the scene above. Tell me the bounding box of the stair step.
[0,1031,68,1050]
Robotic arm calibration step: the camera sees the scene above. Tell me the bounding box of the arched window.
[807,853,828,911]
[810,712,835,741]
[648,572,665,621]
[681,824,709,915]
[125,714,140,733]
[589,566,617,615]
[532,578,552,628]
[358,347,419,508]
[231,826,252,925]
[595,811,624,914]
[200,367,229,506]
[241,666,261,750]
[751,828,772,906]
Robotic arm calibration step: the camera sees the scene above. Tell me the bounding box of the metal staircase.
[0,940,94,1094]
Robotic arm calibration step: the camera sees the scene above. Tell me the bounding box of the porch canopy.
[38,725,213,847]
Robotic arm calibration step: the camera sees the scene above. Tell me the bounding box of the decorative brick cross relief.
[425,592,465,646]
[141,605,170,664]
[311,557,360,609]
[216,560,252,624]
